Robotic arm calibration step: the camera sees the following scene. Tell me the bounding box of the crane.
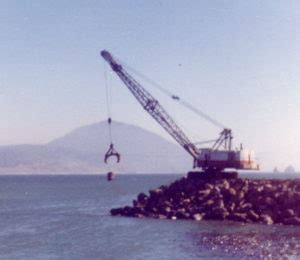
[101,50,259,175]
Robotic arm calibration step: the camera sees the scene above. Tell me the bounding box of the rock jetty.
[111,172,300,225]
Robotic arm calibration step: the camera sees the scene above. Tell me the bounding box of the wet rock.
[232,179,245,191]
[226,188,237,198]
[229,212,248,222]
[182,198,191,205]
[256,186,264,193]
[234,190,245,203]
[263,183,275,193]
[211,206,229,220]
[225,201,236,213]
[264,197,276,206]
[193,213,204,221]
[203,199,214,208]
[284,209,295,218]
[161,200,173,208]
[238,202,253,212]
[198,189,211,197]
[217,179,230,190]
[214,199,225,208]
[293,183,300,193]
[284,216,300,225]
[175,208,189,219]
[149,188,164,199]
[133,199,145,208]
[110,208,124,216]
[115,206,134,217]
[137,192,148,203]
[247,210,260,222]
[156,214,167,219]
[162,206,172,214]
[260,214,274,225]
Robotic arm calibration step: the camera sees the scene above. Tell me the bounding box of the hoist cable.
[103,61,121,168]
[117,57,227,130]
[103,60,113,143]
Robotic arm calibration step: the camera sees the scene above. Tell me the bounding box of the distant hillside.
[284,165,296,174]
[0,121,191,174]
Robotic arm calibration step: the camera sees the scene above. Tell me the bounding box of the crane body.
[101,50,259,173]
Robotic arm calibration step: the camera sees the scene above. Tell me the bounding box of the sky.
[1,0,300,171]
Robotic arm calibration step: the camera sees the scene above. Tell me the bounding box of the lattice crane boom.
[101,50,200,163]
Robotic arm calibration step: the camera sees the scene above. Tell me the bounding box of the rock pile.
[111,173,300,225]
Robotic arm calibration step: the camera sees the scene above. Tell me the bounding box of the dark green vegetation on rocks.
[111,174,300,225]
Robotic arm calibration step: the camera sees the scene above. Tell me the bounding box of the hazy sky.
[1,0,300,170]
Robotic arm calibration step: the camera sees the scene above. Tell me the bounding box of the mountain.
[0,121,191,174]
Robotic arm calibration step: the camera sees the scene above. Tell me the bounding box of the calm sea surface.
[1,173,300,259]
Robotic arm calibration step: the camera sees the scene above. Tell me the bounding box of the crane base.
[187,170,238,180]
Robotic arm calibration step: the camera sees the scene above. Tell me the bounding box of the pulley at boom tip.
[101,50,122,72]
[100,50,111,60]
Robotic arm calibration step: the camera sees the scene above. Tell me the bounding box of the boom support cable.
[116,57,232,151]
[117,57,227,130]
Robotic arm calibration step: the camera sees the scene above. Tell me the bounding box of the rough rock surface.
[110,173,300,226]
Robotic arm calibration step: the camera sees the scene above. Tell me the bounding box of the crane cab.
[197,148,259,171]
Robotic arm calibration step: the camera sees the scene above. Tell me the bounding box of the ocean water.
[1,174,300,259]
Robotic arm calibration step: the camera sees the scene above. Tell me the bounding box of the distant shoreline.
[0,172,299,179]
